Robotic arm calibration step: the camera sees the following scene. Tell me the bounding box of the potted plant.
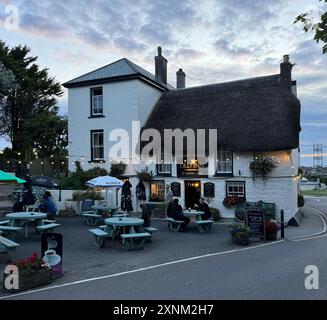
[249,157,277,180]
[265,220,279,241]
[3,253,52,293]
[230,225,251,245]
[223,196,245,208]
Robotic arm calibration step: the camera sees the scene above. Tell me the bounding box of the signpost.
[246,210,265,241]
[41,233,63,279]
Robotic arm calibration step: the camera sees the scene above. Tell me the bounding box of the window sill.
[88,115,105,119]
[88,160,106,163]
[214,173,234,177]
[156,173,172,177]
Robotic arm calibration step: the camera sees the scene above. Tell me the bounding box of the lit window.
[150,181,165,202]
[226,181,245,198]
[91,87,103,116]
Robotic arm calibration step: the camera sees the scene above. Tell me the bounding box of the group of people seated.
[167,197,211,232]
[13,182,58,220]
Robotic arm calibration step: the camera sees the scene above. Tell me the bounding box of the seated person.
[140,204,152,228]
[194,198,212,220]
[171,199,190,232]
[39,191,58,220]
[166,201,173,218]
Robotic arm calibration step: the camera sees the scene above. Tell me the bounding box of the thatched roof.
[142,74,301,152]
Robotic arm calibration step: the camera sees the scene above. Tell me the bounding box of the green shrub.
[72,191,104,201]
[210,207,221,221]
[298,194,305,207]
[109,162,127,178]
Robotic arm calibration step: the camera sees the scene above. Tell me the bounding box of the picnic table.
[183,210,213,233]
[6,212,59,238]
[92,205,120,215]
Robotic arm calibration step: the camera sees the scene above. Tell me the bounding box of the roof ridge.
[64,58,133,84]
[170,74,280,92]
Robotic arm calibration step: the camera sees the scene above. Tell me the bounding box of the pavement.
[0,198,326,300]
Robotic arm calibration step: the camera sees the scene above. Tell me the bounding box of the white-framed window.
[217,147,233,174]
[91,87,103,116]
[91,130,104,160]
[150,180,165,202]
[157,153,172,175]
[226,181,245,198]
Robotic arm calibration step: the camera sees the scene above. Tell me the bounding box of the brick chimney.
[176,68,186,89]
[155,46,167,85]
[280,55,293,91]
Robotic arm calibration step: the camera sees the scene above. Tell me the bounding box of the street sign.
[246,210,265,240]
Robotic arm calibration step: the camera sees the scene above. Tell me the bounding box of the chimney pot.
[283,55,290,63]
[155,46,167,85]
[176,68,186,89]
[280,55,292,91]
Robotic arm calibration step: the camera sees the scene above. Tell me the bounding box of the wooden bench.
[195,220,214,233]
[82,211,102,226]
[42,219,57,224]
[89,228,109,248]
[165,218,185,232]
[121,232,151,250]
[36,223,60,233]
[0,220,10,226]
[0,236,19,262]
[0,226,22,238]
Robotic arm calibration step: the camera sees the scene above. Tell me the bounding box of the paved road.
[2,199,327,300]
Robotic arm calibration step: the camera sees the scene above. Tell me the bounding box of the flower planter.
[232,234,250,246]
[3,268,52,293]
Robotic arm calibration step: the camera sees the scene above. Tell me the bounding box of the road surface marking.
[0,240,285,300]
[291,206,327,242]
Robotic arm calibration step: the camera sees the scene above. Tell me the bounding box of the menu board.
[171,182,181,197]
[81,199,95,212]
[204,182,215,198]
[246,211,265,239]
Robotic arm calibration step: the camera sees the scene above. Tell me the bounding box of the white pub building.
[64,47,301,222]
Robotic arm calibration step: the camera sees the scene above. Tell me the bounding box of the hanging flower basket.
[249,157,277,180]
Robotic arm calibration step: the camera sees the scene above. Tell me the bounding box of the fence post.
[280,209,285,239]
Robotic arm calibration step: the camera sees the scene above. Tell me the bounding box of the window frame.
[216,147,233,176]
[150,180,165,202]
[226,181,246,198]
[90,129,104,162]
[90,87,104,117]
[157,154,172,176]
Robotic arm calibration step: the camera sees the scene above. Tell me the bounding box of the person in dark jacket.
[140,204,152,228]
[171,199,190,232]
[194,198,211,220]
[39,191,58,220]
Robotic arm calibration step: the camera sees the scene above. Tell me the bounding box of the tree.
[0,41,63,155]
[295,0,327,54]
[0,61,16,92]
[21,111,68,159]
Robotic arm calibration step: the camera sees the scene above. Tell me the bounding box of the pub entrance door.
[184,181,201,209]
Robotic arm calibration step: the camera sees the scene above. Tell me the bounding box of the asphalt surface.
[1,198,327,300]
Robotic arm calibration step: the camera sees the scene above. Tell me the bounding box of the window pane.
[217,148,233,173]
[92,131,104,160]
[227,182,245,197]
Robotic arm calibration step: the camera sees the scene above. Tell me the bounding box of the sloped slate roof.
[63,58,174,90]
[142,74,301,152]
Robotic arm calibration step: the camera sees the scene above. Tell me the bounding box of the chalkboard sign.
[204,182,215,198]
[81,199,95,212]
[41,233,63,278]
[246,211,265,240]
[171,182,181,197]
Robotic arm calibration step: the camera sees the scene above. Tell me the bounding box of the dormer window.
[91,87,103,117]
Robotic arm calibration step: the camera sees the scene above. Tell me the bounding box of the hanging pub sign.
[246,211,265,240]
[171,182,181,197]
[41,233,63,279]
[204,182,215,198]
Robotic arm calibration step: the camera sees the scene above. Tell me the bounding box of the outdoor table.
[104,217,144,239]
[92,205,120,215]
[183,210,206,221]
[6,212,47,238]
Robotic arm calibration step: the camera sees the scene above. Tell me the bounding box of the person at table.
[171,198,190,232]
[194,198,211,220]
[165,184,173,218]
[39,191,58,220]
[140,203,152,228]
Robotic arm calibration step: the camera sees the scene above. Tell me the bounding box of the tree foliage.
[295,0,327,54]
[0,41,63,155]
